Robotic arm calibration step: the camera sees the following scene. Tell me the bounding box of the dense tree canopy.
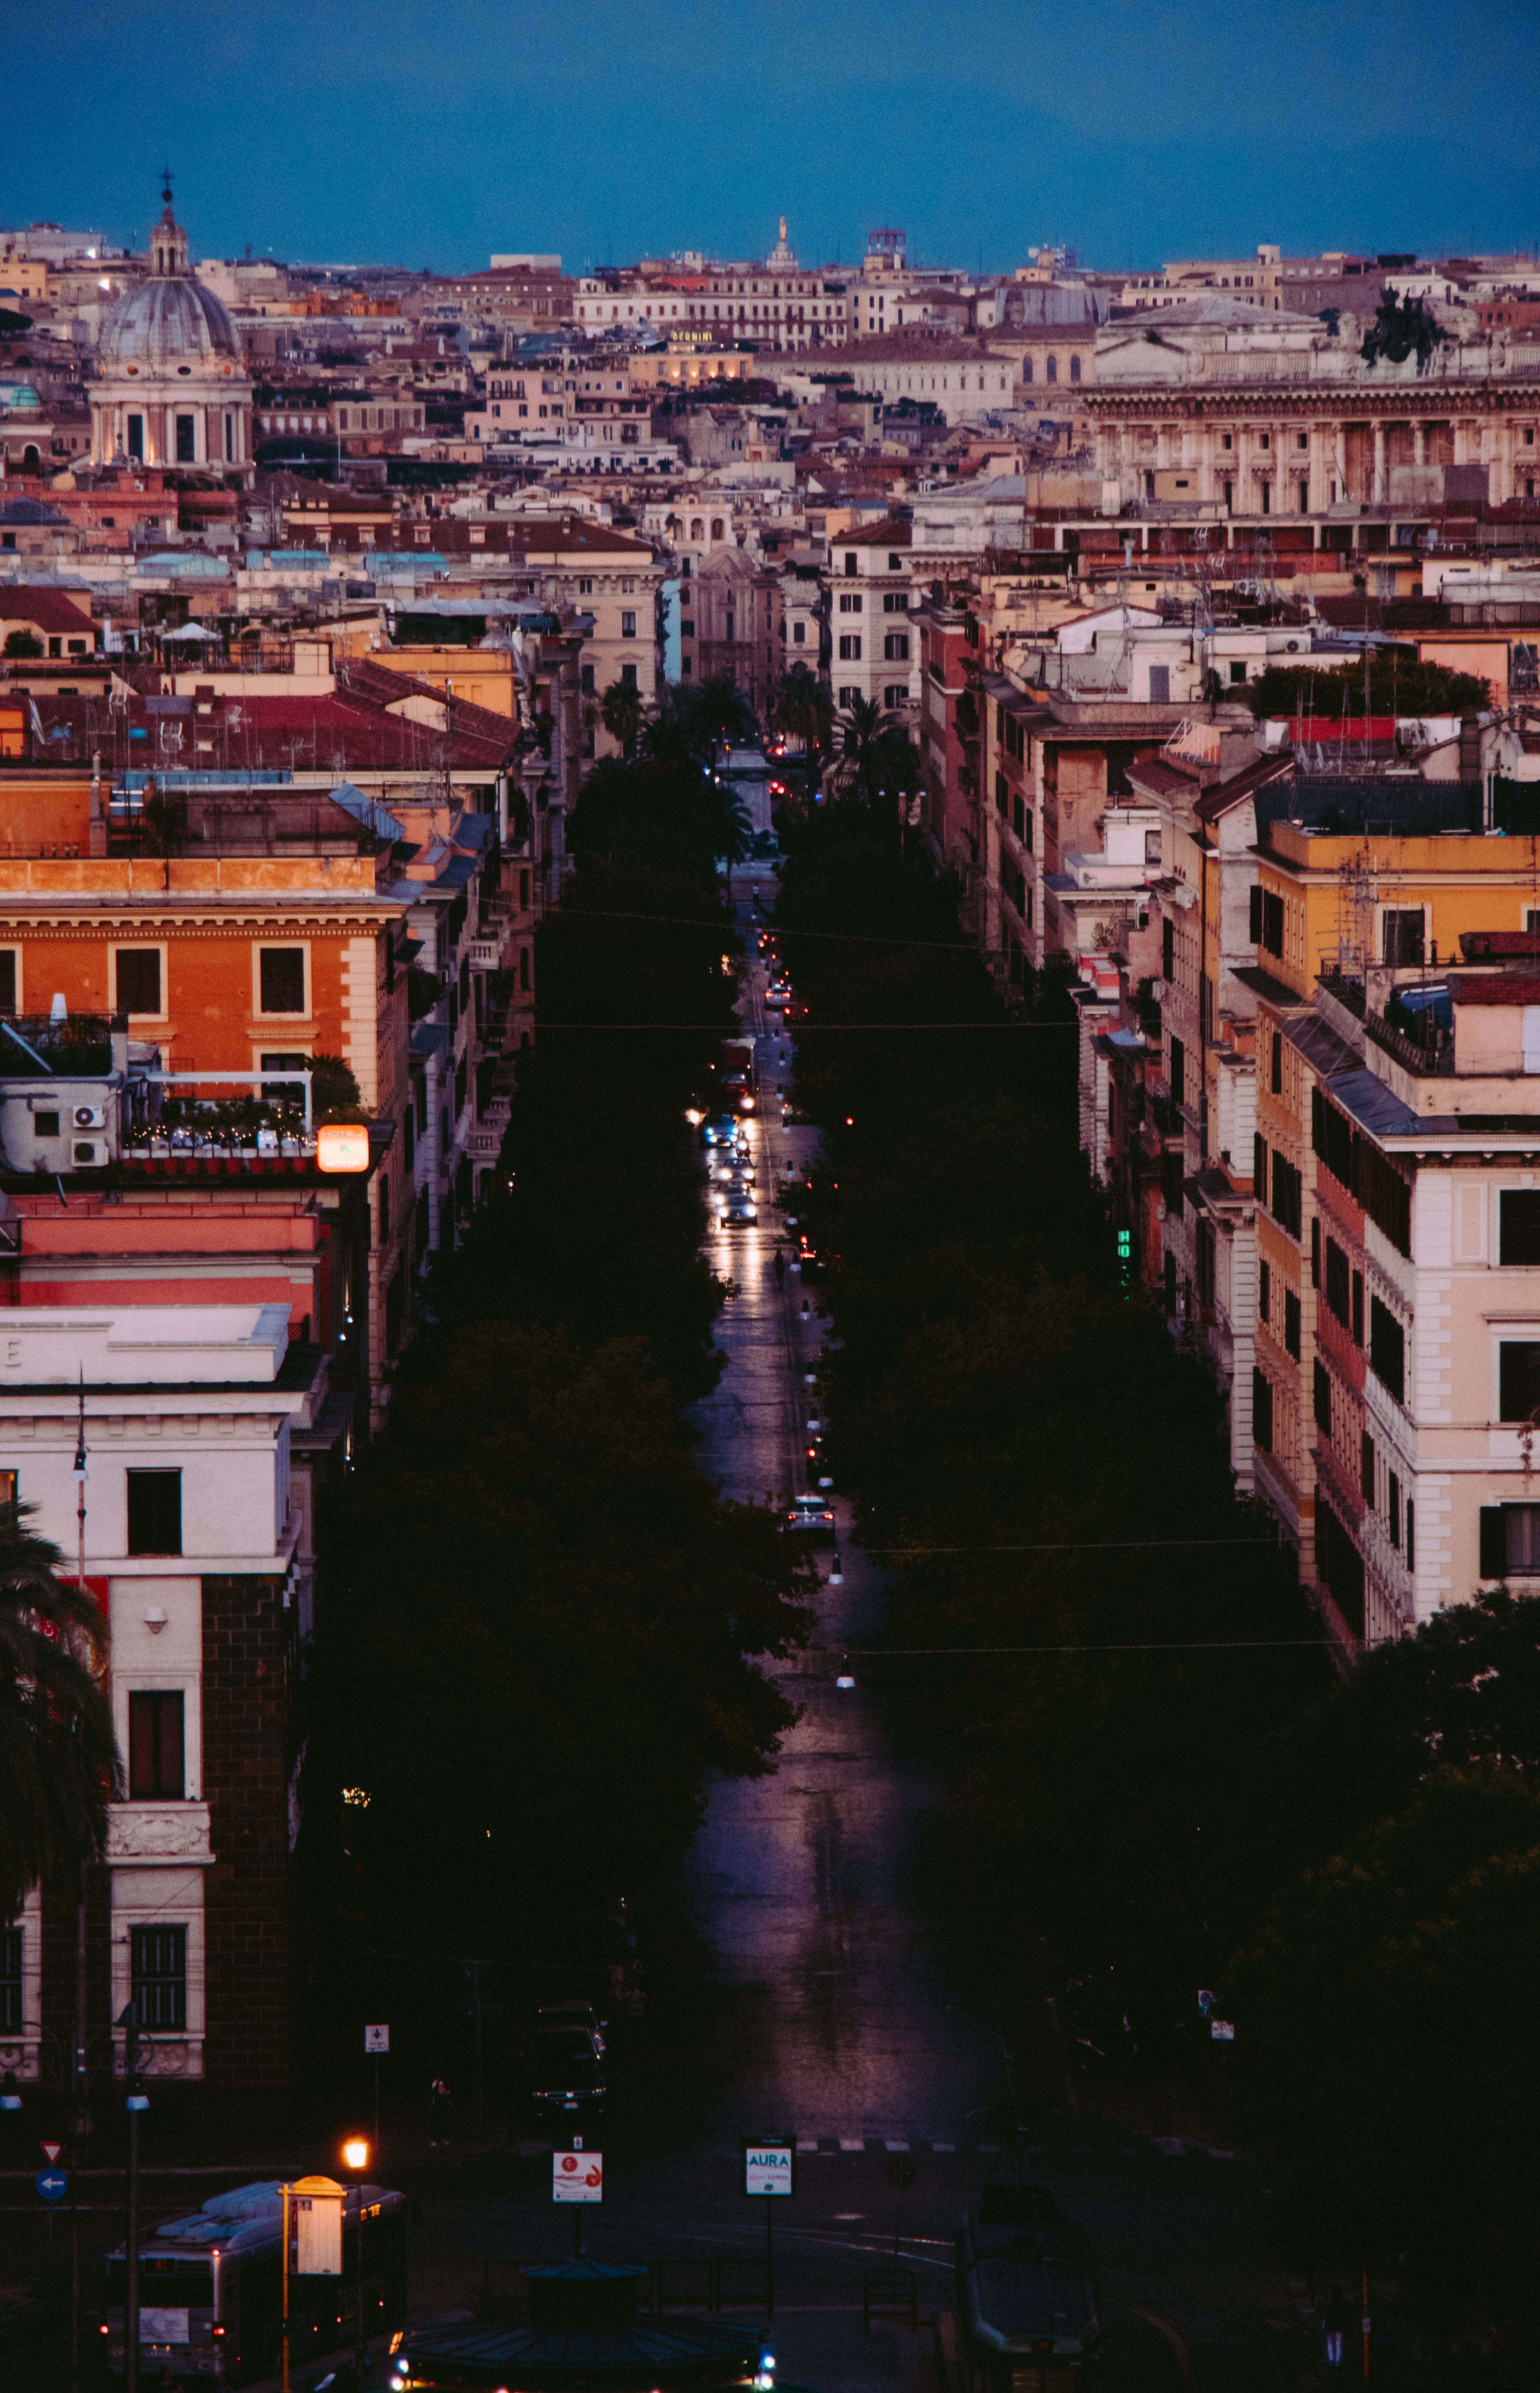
[1247,654,1490,721]
[0,1505,118,1921]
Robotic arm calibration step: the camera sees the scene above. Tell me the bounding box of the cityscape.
[3,11,1540,2391]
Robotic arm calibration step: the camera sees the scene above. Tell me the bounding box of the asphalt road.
[2,913,1320,2393]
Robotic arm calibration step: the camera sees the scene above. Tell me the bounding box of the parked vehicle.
[956,2187,1100,2393]
[527,2023,608,2124]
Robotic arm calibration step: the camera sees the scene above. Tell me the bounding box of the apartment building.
[1240,781,1540,1645]
[0,777,412,1432]
[827,518,919,718]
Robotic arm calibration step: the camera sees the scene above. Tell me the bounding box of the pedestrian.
[1323,2286,1350,2370]
[773,1250,786,1288]
[429,2074,452,2147]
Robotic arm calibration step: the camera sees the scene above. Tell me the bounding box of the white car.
[715,1190,758,1226]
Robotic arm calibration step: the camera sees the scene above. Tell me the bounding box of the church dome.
[99,276,239,371]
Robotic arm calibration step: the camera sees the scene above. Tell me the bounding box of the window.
[1169,1034,1185,1108]
[1259,1259,1271,1322]
[1381,908,1425,966]
[131,1925,187,2032]
[1352,1269,1364,1346]
[1284,1288,1302,1360]
[884,685,909,708]
[838,593,862,613]
[883,592,907,613]
[1310,1215,1320,1288]
[1253,1368,1274,1452]
[1271,1153,1303,1240]
[1070,355,1081,384]
[844,552,857,574]
[1221,432,1233,450]
[1316,1498,1365,1637]
[1361,1429,1375,1502]
[1313,1359,1332,1435]
[1271,1030,1283,1094]
[838,635,862,661]
[1500,1338,1540,1423]
[1324,1236,1351,1328]
[1014,796,1028,846]
[127,1469,181,1558]
[0,950,16,1015]
[620,663,637,689]
[838,685,859,705]
[175,414,196,463]
[884,633,909,661]
[1046,355,1058,383]
[621,610,637,638]
[1481,1503,1540,1577]
[1388,1470,1401,1549]
[792,621,805,644]
[1500,1190,1540,1264]
[128,1691,185,1800]
[0,1925,19,2032]
[1259,891,1284,957]
[1370,1298,1407,1406]
[1407,1500,1415,1570]
[1162,916,1174,979]
[258,946,307,1016]
[1195,1221,1216,1309]
[114,949,162,1016]
[1148,665,1170,703]
[127,413,145,460]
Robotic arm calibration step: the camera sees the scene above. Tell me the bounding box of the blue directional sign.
[36,2168,68,2203]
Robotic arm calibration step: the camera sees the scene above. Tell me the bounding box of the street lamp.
[342,2138,370,2388]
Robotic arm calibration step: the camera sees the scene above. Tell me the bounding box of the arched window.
[1070,355,1081,384]
[1023,357,1033,384]
[710,517,724,540]
[1046,355,1058,384]
[690,517,704,540]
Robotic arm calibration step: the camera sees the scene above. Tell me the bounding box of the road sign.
[1210,2019,1236,2043]
[364,2023,390,2054]
[39,2140,62,2164]
[36,2168,68,2203]
[744,2139,795,2196]
[552,2151,603,2204]
[886,2155,916,2191]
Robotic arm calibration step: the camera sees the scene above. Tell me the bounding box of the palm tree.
[600,679,646,759]
[772,664,833,793]
[0,1506,120,1923]
[835,693,896,802]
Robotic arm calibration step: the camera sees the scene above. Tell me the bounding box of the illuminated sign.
[317,1123,370,1174]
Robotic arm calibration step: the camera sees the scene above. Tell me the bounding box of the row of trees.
[773,788,1540,2353]
[301,688,812,1977]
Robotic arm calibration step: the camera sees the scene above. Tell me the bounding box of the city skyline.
[5,0,1539,276]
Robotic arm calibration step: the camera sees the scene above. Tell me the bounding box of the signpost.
[552,2147,603,2255]
[742,2139,794,2318]
[36,2167,68,2203]
[364,2024,389,2154]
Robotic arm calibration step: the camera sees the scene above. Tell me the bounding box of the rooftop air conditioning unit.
[71,1138,110,1169]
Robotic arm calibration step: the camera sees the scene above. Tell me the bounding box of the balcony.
[107,1802,214,1865]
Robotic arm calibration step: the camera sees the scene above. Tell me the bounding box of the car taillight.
[213,2325,225,2337]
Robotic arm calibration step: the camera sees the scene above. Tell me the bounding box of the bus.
[104,2177,408,2386]
[720,1037,757,1114]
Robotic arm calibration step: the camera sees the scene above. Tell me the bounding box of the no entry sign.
[552,2151,604,2203]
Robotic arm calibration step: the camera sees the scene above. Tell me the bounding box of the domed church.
[88,178,253,478]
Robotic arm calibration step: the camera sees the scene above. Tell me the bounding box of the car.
[537,1999,607,2057]
[715,1190,758,1226]
[527,2024,607,2123]
[784,1492,836,1542]
[702,1114,741,1146]
[955,2189,1098,2390]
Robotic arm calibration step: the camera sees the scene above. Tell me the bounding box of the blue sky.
[6,0,1539,275]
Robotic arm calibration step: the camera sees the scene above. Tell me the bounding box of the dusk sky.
[7,0,1540,276]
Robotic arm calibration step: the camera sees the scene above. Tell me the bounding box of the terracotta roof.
[830,517,912,549]
[0,586,95,633]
